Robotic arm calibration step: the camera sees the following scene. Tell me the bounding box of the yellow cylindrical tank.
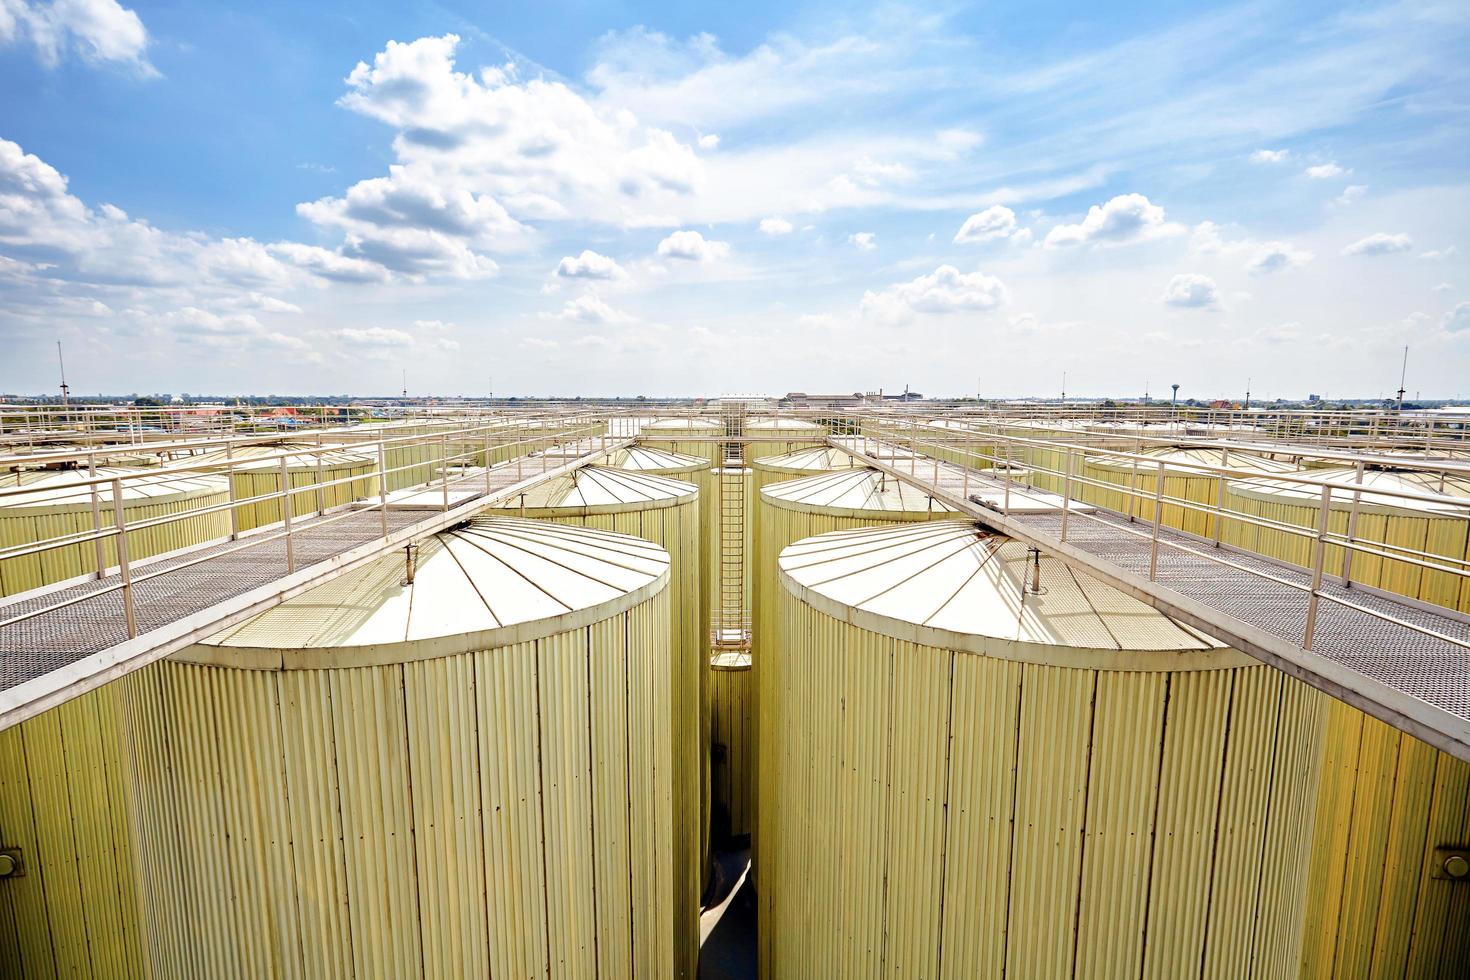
[1223,466,1470,612]
[0,467,230,596]
[743,418,826,460]
[174,443,378,531]
[494,465,706,918]
[760,520,1327,978]
[117,517,693,978]
[750,445,863,494]
[1078,445,1300,537]
[639,418,725,466]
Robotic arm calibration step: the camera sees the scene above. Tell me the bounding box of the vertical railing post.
[314,446,327,516]
[279,456,296,573]
[87,452,106,579]
[441,434,451,512]
[1304,484,1332,650]
[1340,461,1365,586]
[1149,460,1166,581]
[484,433,493,495]
[1212,448,1229,547]
[225,445,239,540]
[377,440,390,538]
[111,479,137,638]
[1060,448,1074,542]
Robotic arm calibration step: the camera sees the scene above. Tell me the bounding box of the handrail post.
[1060,448,1074,542]
[441,434,450,512]
[111,479,137,638]
[315,448,327,517]
[377,441,389,538]
[87,452,106,579]
[225,445,239,540]
[279,456,296,573]
[484,434,493,495]
[1212,447,1229,547]
[1148,460,1166,580]
[1304,484,1332,650]
[1334,459,1366,588]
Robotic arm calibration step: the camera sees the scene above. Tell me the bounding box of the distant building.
[782,392,866,407]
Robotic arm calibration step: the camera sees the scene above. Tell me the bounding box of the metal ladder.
[714,402,749,648]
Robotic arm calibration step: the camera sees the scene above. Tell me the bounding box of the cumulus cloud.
[1161,273,1221,309]
[849,231,876,251]
[1421,247,1458,260]
[954,206,1018,244]
[1343,233,1413,256]
[555,249,627,281]
[1445,302,1470,334]
[337,326,414,347]
[1336,184,1367,205]
[860,265,1008,324]
[1250,149,1289,163]
[1305,162,1347,179]
[657,229,729,261]
[1246,241,1314,275]
[546,294,634,324]
[759,216,793,236]
[1,0,155,74]
[698,133,720,150]
[1043,193,1182,248]
[265,242,389,283]
[332,35,703,232]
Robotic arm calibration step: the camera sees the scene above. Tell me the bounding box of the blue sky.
[1,0,1467,397]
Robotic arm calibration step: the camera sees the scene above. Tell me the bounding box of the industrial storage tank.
[0,466,230,596]
[1078,445,1300,537]
[493,465,706,906]
[117,517,696,978]
[175,443,378,531]
[742,417,826,460]
[638,417,725,465]
[706,464,754,839]
[1223,465,1470,611]
[759,519,1326,978]
[750,445,864,494]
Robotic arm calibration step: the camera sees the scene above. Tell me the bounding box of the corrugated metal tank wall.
[112,517,693,979]
[0,680,150,979]
[0,469,230,597]
[759,520,1328,979]
[743,419,826,461]
[495,466,705,953]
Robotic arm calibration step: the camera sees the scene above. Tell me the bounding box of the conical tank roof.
[1086,445,1299,476]
[186,516,670,667]
[753,447,864,475]
[0,465,227,511]
[595,446,708,475]
[642,417,723,433]
[760,469,954,518]
[496,466,697,514]
[1228,466,1470,517]
[778,520,1245,670]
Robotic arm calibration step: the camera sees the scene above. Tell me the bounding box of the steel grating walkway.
[835,437,1470,760]
[0,438,624,722]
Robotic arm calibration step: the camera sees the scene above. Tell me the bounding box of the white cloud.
[266,242,390,283]
[1246,241,1314,275]
[849,231,877,251]
[555,249,627,281]
[546,294,633,324]
[1343,232,1413,256]
[656,229,729,261]
[698,133,720,150]
[759,216,794,236]
[1421,247,1458,260]
[334,35,704,230]
[1,0,155,74]
[1043,193,1182,248]
[861,265,1008,324]
[1250,149,1289,164]
[954,205,1018,244]
[1161,273,1221,309]
[1305,162,1348,179]
[1336,184,1367,205]
[1445,302,1470,334]
[1432,283,1454,293]
[337,326,414,347]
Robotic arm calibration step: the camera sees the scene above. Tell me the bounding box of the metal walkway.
[0,437,629,728]
[835,437,1470,762]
